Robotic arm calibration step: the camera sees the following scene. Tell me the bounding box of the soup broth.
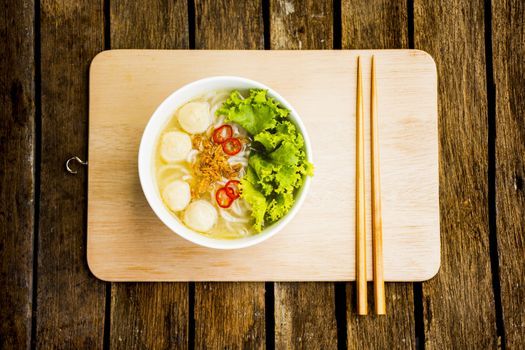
[154,88,312,240]
[155,91,254,239]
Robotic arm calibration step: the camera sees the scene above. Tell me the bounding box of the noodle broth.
[155,90,254,239]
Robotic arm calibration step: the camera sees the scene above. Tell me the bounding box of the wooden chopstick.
[356,56,368,315]
[371,56,386,315]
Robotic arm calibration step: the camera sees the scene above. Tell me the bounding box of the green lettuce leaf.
[269,141,302,166]
[217,90,289,135]
[266,190,295,222]
[240,168,267,232]
[273,165,302,192]
[217,89,313,232]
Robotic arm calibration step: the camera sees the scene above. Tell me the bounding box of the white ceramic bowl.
[138,76,312,249]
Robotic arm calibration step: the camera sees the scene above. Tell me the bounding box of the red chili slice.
[215,187,234,208]
[225,180,241,199]
[212,125,233,144]
[222,137,242,156]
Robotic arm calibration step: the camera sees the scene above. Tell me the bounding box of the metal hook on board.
[65,156,88,174]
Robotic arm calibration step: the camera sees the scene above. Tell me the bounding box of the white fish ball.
[162,180,191,212]
[184,200,218,232]
[178,102,211,134]
[160,131,192,162]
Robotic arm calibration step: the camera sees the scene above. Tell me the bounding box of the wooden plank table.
[1,0,523,348]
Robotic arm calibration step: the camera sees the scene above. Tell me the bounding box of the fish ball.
[162,180,191,212]
[160,131,192,162]
[178,102,211,134]
[184,200,217,232]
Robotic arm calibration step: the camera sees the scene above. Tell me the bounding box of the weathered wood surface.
[342,1,416,349]
[36,0,106,347]
[347,284,415,349]
[414,0,498,348]
[111,0,188,49]
[0,0,35,348]
[193,1,266,348]
[274,283,337,349]
[110,283,188,349]
[492,0,525,348]
[271,0,333,50]
[195,0,264,50]
[270,1,337,349]
[109,1,189,348]
[342,0,408,49]
[2,0,524,348]
[194,283,266,349]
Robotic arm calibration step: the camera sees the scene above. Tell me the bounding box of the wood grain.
[109,2,190,349]
[87,50,439,282]
[36,0,105,347]
[347,284,415,349]
[270,0,333,50]
[195,0,264,50]
[111,0,188,49]
[110,283,188,349]
[342,2,416,348]
[492,0,525,348]
[1,1,519,348]
[414,0,498,348]
[342,0,408,49]
[0,0,35,347]
[274,284,337,349]
[194,283,265,349]
[270,2,337,348]
[193,1,266,348]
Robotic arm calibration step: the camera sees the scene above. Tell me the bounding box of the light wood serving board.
[88,50,440,282]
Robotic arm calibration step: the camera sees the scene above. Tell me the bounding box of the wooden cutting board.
[87,50,440,282]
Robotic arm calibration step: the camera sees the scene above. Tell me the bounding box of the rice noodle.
[186,149,199,164]
[231,123,248,137]
[201,91,217,101]
[155,90,254,239]
[223,221,233,232]
[229,148,248,158]
[237,168,246,178]
[220,208,250,223]
[210,93,229,121]
[210,91,230,106]
[231,198,249,216]
[211,106,224,122]
[212,115,226,130]
[228,160,248,168]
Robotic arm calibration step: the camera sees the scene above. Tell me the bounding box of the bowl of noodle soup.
[138,76,312,249]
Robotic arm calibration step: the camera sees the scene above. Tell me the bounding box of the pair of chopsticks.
[356,56,386,316]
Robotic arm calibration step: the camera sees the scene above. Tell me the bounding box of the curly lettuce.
[217,89,313,232]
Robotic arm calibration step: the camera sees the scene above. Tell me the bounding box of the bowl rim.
[138,76,312,249]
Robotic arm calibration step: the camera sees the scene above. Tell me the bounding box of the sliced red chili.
[225,180,241,199]
[222,137,242,156]
[215,187,234,208]
[213,125,233,144]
